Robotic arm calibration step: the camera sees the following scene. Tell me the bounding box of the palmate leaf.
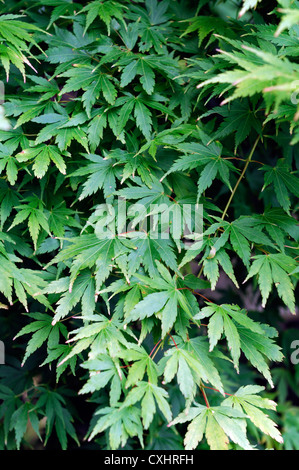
[16,145,68,178]
[120,58,155,94]
[116,177,167,215]
[250,22,299,54]
[0,14,45,80]
[211,216,275,268]
[239,326,284,388]
[124,0,171,55]
[118,54,180,94]
[31,108,83,132]
[31,111,90,153]
[59,65,118,116]
[123,381,172,430]
[87,109,108,153]
[0,236,51,308]
[222,385,283,444]
[180,237,239,290]
[0,260,51,311]
[136,0,171,27]
[0,143,19,185]
[197,38,299,113]
[13,312,67,366]
[170,403,252,450]
[44,271,96,324]
[0,124,28,151]
[70,153,118,200]
[160,140,235,201]
[181,214,275,288]
[252,208,299,253]
[261,159,299,213]
[46,233,139,291]
[244,253,297,313]
[80,354,124,406]
[180,15,233,47]
[203,247,239,290]
[46,201,81,238]
[113,92,176,140]
[200,100,262,150]
[40,344,78,383]
[80,0,127,35]
[88,178,180,276]
[44,21,94,71]
[112,148,159,187]
[275,7,299,37]
[10,402,42,449]
[25,75,60,102]
[161,141,222,175]
[58,313,132,365]
[195,304,283,384]
[87,405,143,449]
[36,389,79,450]
[8,99,48,129]
[8,196,51,250]
[162,336,225,399]
[125,262,198,337]
[126,290,174,338]
[118,345,159,388]
[46,2,82,30]
[126,233,180,276]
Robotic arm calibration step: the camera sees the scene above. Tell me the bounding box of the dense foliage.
[0,0,298,451]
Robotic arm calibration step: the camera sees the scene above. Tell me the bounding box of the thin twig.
[221,135,261,221]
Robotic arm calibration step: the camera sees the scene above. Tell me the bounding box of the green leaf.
[123,381,172,428]
[239,0,263,18]
[196,303,283,381]
[244,254,296,313]
[134,100,152,140]
[16,145,67,178]
[170,404,252,450]
[223,385,283,444]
